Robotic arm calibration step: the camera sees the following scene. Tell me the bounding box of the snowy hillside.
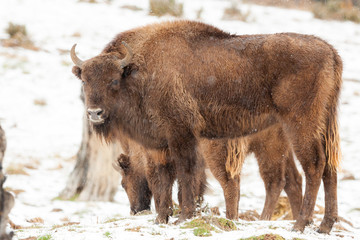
[0,0,359,239]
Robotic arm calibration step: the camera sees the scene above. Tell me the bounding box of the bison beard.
[70,20,342,233]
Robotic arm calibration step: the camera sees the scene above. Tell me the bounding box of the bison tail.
[225,138,248,179]
[324,50,342,171]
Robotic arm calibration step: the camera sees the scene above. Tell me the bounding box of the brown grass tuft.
[210,206,220,216]
[26,217,44,224]
[271,196,292,220]
[125,226,142,232]
[121,5,143,11]
[33,99,47,106]
[2,22,39,51]
[312,0,360,23]
[4,187,25,196]
[149,0,183,17]
[238,209,260,221]
[5,163,29,176]
[222,3,251,21]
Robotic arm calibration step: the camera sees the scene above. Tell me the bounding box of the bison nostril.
[87,108,103,115]
[87,108,105,122]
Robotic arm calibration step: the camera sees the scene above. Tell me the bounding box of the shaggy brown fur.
[113,124,302,222]
[70,20,342,233]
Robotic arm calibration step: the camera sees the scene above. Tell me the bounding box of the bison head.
[70,42,133,133]
[113,154,152,215]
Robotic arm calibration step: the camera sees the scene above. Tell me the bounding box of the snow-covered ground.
[0,0,359,239]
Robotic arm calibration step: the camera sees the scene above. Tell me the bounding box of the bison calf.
[113,136,206,224]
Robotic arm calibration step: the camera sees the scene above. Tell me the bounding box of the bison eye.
[110,79,120,90]
[111,79,119,86]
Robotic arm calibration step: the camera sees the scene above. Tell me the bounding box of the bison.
[113,123,303,222]
[70,20,342,233]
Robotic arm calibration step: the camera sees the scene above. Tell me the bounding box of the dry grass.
[149,0,183,17]
[125,226,142,232]
[121,5,143,11]
[312,0,360,23]
[223,3,251,21]
[244,0,312,10]
[238,209,260,221]
[1,22,39,51]
[51,208,63,212]
[78,0,97,3]
[51,222,80,230]
[245,0,360,23]
[210,206,220,216]
[5,163,29,176]
[26,217,44,224]
[196,7,204,19]
[239,233,286,240]
[33,99,47,106]
[4,187,25,196]
[271,196,292,220]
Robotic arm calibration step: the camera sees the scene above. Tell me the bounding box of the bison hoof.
[317,227,331,234]
[174,212,194,225]
[317,218,336,234]
[155,215,169,225]
[292,217,314,232]
[292,222,306,232]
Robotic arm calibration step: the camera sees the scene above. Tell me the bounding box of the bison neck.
[114,89,168,150]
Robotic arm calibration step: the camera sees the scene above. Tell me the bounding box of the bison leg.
[208,156,240,219]
[194,154,207,205]
[283,152,303,220]
[177,156,206,208]
[146,154,175,224]
[291,138,325,232]
[318,163,337,233]
[201,139,240,220]
[254,149,286,220]
[169,131,198,223]
[219,175,240,220]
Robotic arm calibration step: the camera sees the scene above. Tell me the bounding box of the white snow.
[0,0,359,239]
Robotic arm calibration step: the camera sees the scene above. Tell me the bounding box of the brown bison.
[70,20,342,233]
[113,123,303,223]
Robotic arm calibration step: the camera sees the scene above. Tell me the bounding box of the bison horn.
[118,41,133,68]
[70,44,84,68]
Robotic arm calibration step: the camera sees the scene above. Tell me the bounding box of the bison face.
[70,42,133,127]
[113,154,152,215]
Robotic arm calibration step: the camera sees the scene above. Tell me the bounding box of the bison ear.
[121,64,135,80]
[118,154,131,172]
[72,66,82,80]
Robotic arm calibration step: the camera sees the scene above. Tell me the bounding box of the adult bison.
[70,20,342,233]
